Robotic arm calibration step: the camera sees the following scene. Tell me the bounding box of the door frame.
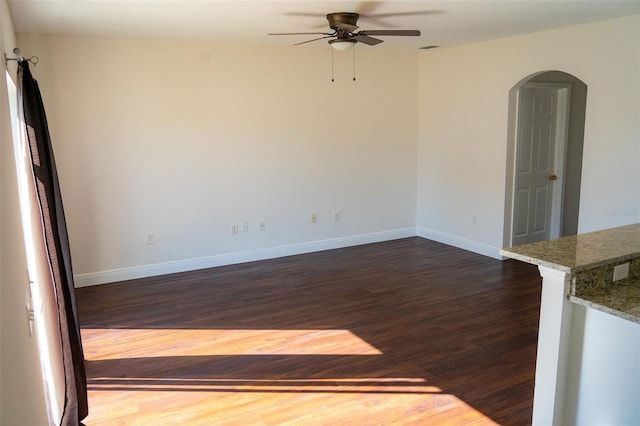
[505,82,571,247]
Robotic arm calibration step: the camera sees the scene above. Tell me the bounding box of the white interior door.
[512,83,569,246]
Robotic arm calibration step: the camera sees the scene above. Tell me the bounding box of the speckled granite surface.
[501,223,640,324]
[500,223,640,273]
[569,281,640,324]
[572,257,640,293]
[570,257,640,323]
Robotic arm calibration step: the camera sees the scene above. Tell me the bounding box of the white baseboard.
[74,228,417,287]
[416,227,503,260]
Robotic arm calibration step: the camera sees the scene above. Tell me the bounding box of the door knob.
[548,174,558,181]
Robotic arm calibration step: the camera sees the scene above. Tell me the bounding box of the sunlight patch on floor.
[87,377,436,393]
[82,387,499,426]
[81,328,383,359]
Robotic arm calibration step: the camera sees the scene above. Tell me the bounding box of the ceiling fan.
[269,12,421,51]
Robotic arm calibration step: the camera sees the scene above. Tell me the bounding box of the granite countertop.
[500,223,640,324]
[499,223,640,273]
[568,256,640,324]
[569,281,640,324]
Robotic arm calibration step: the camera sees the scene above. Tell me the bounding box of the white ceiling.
[8,0,640,50]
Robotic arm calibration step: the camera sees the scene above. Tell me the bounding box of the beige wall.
[18,34,419,283]
[0,0,49,423]
[17,15,640,276]
[417,14,640,255]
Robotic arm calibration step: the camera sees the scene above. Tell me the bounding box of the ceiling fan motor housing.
[326,12,359,33]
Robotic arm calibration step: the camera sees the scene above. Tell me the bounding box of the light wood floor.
[77,237,541,425]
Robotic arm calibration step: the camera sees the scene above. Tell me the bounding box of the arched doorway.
[503,71,587,247]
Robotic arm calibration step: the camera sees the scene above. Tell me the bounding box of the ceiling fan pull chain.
[353,46,356,82]
[331,48,335,82]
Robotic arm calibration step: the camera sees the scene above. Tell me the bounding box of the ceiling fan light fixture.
[329,39,356,51]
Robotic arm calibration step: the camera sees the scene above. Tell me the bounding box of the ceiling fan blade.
[359,30,421,36]
[293,35,334,46]
[365,11,441,19]
[357,10,442,28]
[285,12,326,18]
[352,35,384,46]
[284,11,330,28]
[269,32,332,36]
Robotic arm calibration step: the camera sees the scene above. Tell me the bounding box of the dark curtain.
[18,60,88,424]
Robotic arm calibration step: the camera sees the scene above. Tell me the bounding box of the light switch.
[613,262,630,282]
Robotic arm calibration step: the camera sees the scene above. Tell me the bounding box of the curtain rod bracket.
[4,48,39,66]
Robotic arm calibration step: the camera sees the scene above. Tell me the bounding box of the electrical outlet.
[333,210,341,222]
[472,215,478,225]
[311,213,318,224]
[240,221,248,232]
[613,262,630,282]
[259,220,266,231]
[231,224,239,235]
[146,232,155,245]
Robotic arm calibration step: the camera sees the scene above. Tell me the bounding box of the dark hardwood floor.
[77,237,542,425]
